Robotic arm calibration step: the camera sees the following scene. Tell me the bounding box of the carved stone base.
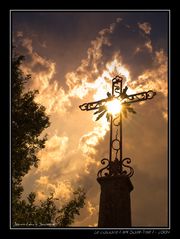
[97,175,133,228]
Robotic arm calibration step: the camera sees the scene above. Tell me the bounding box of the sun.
[106,98,122,116]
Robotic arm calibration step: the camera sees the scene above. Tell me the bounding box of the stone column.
[97,175,133,228]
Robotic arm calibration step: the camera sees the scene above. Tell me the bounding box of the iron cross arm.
[79,90,156,111]
[122,90,156,105]
[79,96,114,111]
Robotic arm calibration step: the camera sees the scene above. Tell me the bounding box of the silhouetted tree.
[12,54,50,203]
[12,53,85,227]
[13,188,85,227]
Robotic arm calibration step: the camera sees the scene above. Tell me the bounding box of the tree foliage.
[55,188,86,227]
[13,188,85,227]
[12,55,49,179]
[12,53,85,227]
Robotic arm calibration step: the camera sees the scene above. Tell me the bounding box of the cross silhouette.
[79,75,156,178]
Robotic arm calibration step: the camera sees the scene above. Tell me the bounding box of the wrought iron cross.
[79,75,156,178]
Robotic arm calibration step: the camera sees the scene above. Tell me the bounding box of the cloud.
[18,18,120,114]
[116,17,123,23]
[79,123,109,174]
[16,31,23,37]
[37,134,69,172]
[22,38,33,54]
[138,22,152,34]
[130,50,167,94]
[36,176,73,203]
[65,18,120,99]
[87,200,96,216]
[129,49,168,120]
[19,37,71,115]
[41,41,47,48]
[134,39,153,54]
[145,40,153,53]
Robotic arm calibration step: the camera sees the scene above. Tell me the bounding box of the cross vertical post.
[120,96,122,161]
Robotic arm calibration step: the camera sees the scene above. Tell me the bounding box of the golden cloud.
[87,200,96,216]
[133,50,167,95]
[35,176,73,203]
[16,31,23,38]
[145,40,153,53]
[138,22,152,34]
[37,135,69,172]
[22,37,33,54]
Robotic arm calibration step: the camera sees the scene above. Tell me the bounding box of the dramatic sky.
[12,10,169,227]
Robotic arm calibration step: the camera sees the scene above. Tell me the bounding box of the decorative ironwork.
[79,97,113,111]
[122,90,156,104]
[79,75,156,178]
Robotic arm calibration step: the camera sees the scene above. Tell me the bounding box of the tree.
[13,188,85,227]
[12,54,50,203]
[12,54,50,179]
[55,188,86,227]
[12,53,85,227]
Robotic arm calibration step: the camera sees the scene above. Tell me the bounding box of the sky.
[12,10,169,227]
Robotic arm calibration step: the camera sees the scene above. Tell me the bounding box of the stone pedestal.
[97,175,133,228]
